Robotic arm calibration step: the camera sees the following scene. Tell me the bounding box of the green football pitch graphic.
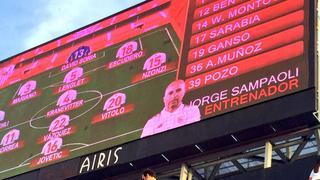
[0,24,180,179]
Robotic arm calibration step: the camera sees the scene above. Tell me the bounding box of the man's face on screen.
[163,80,186,113]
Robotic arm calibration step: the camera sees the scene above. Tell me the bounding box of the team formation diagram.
[0,25,180,178]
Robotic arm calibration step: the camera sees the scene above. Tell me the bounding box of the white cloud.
[24,0,142,49]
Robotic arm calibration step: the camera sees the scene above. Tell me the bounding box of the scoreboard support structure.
[264,141,273,169]
[314,128,320,156]
[179,163,189,180]
[147,128,320,180]
[71,124,317,180]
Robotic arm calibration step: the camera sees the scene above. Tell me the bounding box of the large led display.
[0,0,314,179]
[179,0,312,120]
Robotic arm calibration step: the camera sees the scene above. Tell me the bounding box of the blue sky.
[0,0,145,61]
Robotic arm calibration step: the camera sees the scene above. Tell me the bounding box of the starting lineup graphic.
[0,26,180,178]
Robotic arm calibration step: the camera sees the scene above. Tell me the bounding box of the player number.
[43,139,60,155]
[69,71,78,82]
[199,7,210,17]
[2,131,17,146]
[193,48,205,59]
[195,33,207,45]
[52,117,67,131]
[196,20,208,31]
[149,55,162,69]
[73,49,85,60]
[188,78,201,89]
[121,44,134,57]
[190,63,203,74]
[63,94,71,104]
[70,47,90,62]
[22,84,32,95]
[108,96,123,110]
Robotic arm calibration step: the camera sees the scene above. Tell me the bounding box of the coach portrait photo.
[141,80,201,138]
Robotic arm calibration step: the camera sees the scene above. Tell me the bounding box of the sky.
[0,0,145,61]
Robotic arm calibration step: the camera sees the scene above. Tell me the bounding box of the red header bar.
[186,41,304,91]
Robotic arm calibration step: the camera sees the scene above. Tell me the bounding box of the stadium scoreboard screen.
[0,0,315,179]
[179,0,311,119]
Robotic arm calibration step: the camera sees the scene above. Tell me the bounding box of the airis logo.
[107,41,145,69]
[0,111,9,130]
[10,80,42,106]
[46,90,84,118]
[31,137,70,167]
[0,129,25,154]
[37,115,76,144]
[53,67,90,94]
[132,52,176,83]
[92,93,134,124]
[61,46,97,71]
[79,146,122,174]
